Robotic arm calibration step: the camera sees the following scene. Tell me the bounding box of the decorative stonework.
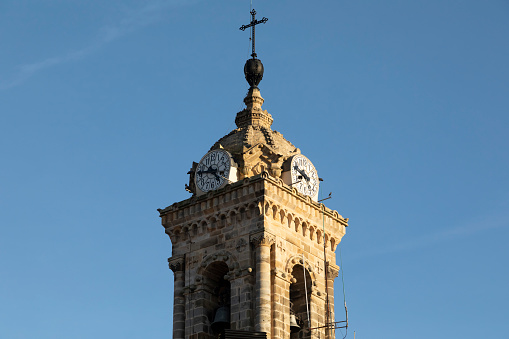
[272,267,291,283]
[235,87,273,129]
[168,255,185,273]
[326,263,340,280]
[250,232,275,247]
[198,250,240,272]
[284,256,317,281]
[161,173,346,255]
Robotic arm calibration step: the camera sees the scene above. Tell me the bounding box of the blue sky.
[1,1,508,338]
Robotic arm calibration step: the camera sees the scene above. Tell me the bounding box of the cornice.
[159,172,348,251]
[158,172,348,225]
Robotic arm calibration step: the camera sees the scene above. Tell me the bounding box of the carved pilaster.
[168,255,186,339]
[250,231,274,336]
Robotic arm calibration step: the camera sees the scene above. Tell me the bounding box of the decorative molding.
[250,232,275,247]
[168,255,185,273]
[272,268,291,283]
[160,175,347,253]
[326,263,340,279]
[198,250,240,272]
[284,255,317,283]
[276,239,286,253]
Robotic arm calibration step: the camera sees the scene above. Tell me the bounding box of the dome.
[210,86,300,179]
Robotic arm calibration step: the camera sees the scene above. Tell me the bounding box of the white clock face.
[291,155,319,198]
[195,149,232,192]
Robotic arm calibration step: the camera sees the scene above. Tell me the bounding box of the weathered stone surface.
[209,89,300,180]
[160,173,347,339]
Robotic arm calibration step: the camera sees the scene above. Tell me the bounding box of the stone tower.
[158,15,348,339]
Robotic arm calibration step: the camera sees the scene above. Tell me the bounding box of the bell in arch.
[290,314,300,332]
[211,305,230,332]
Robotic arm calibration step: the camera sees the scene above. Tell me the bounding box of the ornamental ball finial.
[244,58,264,89]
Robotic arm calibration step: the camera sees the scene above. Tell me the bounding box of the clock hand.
[197,167,217,175]
[197,167,223,183]
[294,166,310,181]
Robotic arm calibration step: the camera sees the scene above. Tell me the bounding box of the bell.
[211,305,230,332]
[290,314,300,332]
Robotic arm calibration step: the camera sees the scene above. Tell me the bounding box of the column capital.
[250,231,275,247]
[326,262,340,279]
[168,255,185,273]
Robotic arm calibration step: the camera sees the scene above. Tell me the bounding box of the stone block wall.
[160,173,347,339]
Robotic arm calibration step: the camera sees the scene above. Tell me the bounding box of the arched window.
[290,264,312,339]
[203,261,231,335]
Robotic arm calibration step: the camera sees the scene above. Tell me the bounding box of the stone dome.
[210,87,300,179]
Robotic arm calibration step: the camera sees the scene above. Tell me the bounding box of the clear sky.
[1,1,508,338]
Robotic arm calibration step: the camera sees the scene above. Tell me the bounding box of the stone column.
[325,263,340,339]
[169,255,186,339]
[250,232,275,336]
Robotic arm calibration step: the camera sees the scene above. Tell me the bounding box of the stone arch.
[279,209,287,225]
[286,214,293,228]
[238,206,246,221]
[264,201,270,216]
[191,223,199,236]
[199,220,208,232]
[301,221,308,237]
[294,218,301,233]
[208,216,217,229]
[309,226,315,241]
[197,251,241,335]
[316,230,322,244]
[228,210,237,225]
[200,261,231,335]
[284,255,317,282]
[247,202,259,218]
[272,204,279,220]
[198,250,240,274]
[217,213,227,228]
[285,255,316,338]
[290,264,313,337]
[330,237,336,251]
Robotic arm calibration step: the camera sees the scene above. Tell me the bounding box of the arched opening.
[290,264,312,339]
[203,261,231,335]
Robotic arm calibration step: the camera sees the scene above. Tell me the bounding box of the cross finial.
[239,9,268,59]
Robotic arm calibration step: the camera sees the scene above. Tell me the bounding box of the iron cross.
[239,9,268,59]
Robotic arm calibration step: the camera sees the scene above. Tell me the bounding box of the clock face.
[291,155,319,198]
[195,149,232,193]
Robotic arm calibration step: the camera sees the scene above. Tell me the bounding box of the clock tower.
[158,9,348,339]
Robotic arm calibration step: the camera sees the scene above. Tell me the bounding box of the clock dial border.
[290,154,319,199]
[194,149,233,193]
